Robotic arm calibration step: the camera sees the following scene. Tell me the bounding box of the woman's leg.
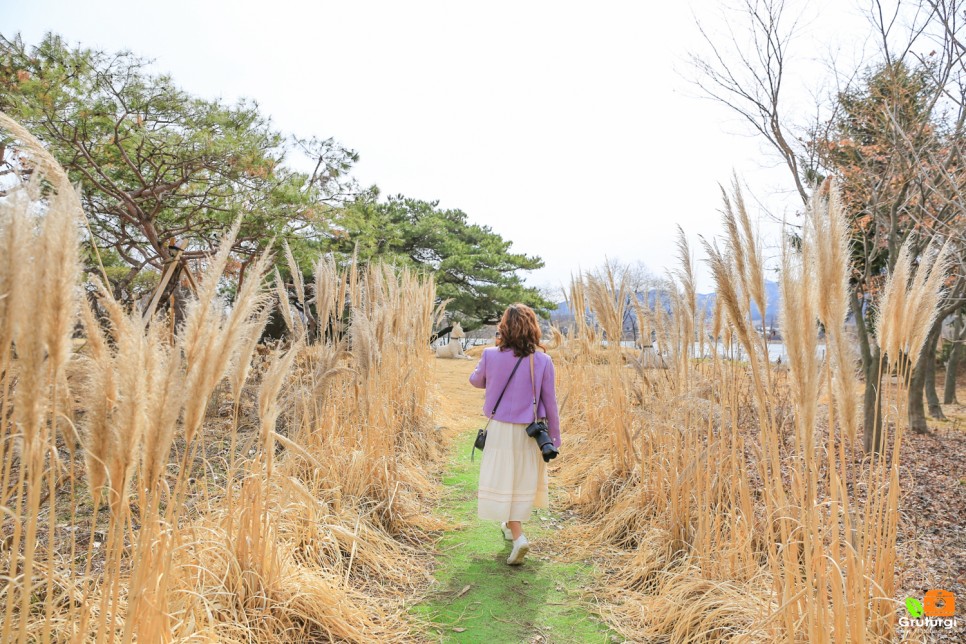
[507,520,523,540]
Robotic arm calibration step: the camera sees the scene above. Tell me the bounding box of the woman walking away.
[469,303,560,565]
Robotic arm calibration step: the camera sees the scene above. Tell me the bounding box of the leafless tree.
[691,0,966,449]
[690,0,814,204]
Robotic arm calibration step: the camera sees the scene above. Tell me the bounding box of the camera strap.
[529,354,539,423]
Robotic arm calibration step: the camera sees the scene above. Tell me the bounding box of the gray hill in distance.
[551,281,782,326]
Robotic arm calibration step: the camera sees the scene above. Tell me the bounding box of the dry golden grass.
[0,110,950,643]
[0,113,444,643]
[550,180,947,643]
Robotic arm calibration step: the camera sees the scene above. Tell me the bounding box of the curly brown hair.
[496,303,545,357]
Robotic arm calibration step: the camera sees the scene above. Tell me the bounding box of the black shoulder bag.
[471,355,524,461]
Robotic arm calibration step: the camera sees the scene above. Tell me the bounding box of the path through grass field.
[413,358,618,644]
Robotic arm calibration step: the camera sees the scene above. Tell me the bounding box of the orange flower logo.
[923,589,955,618]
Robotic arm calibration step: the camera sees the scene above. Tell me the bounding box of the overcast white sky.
[3,0,881,294]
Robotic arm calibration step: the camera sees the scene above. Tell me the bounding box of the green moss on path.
[412,416,618,643]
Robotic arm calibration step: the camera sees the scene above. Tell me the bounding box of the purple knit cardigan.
[468,347,561,448]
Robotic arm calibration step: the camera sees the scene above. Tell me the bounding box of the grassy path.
[412,359,617,644]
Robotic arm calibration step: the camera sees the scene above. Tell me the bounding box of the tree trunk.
[909,324,943,433]
[862,346,885,452]
[237,256,250,291]
[908,358,929,434]
[852,290,885,453]
[944,312,963,405]
[924,326,945,420]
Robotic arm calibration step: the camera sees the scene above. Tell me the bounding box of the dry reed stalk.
[283,240,310,328]
[179,221,270,446]
[779,211,827,641]
[0,112,447,642]
[567,273,597,356]
[313,255,338,338]
[731,180,767,325]
[178,255,442,638]
[257,342,300,478]
[228,304,273,403]
[143,255,438,640]
[549,180,951,643]
[0,112,83,644]
[274,266,299,340]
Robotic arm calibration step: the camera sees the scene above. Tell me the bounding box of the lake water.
[620,341,827,363]
[449,338,827,363]
[705,342,827,363]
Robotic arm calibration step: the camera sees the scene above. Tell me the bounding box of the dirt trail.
[412,358,617,644]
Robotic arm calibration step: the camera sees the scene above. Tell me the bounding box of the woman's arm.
[542,357,561,448]
[469,349,487,388]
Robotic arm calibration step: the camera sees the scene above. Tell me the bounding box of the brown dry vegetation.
[0,113,446,642]
[547,186,962,643]
[1,109,962,643]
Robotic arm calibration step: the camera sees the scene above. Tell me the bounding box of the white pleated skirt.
[477,419,549,522]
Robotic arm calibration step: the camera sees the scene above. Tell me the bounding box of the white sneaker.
[507,536,530,565]
[500,522,513,540]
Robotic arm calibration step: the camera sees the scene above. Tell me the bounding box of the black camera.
[525,421,559,462]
